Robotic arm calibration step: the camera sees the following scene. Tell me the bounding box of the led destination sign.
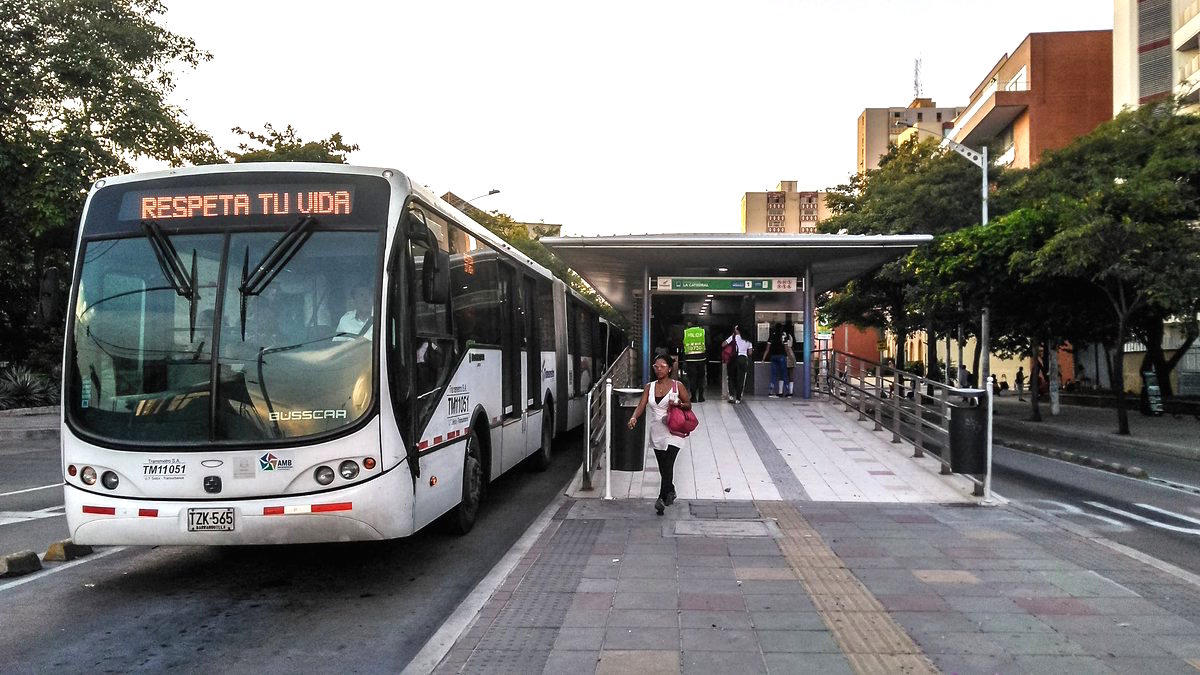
[119,185,353,221]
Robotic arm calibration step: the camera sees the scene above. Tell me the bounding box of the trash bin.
[610,387,646,471]
[947,390,987,474]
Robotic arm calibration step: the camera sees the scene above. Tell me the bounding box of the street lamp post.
[468,189,501,203]
[895,123,991,386]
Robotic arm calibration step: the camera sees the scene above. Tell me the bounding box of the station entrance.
[541,233,931,398]
[649,284,804,399]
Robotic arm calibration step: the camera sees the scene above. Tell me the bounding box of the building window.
[917,112,923,122]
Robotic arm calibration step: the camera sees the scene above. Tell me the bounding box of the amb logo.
[259,452,293,471]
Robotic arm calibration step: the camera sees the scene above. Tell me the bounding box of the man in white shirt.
[334,286,373,341]
[723,325,754,403]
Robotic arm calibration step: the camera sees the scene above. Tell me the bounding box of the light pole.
[895,122,991,386]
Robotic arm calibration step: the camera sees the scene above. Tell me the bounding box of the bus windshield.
[69,227,381,445]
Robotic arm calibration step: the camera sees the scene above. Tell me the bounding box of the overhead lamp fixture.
[717,267,728,273]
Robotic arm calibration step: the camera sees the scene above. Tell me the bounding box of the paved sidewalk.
[991,395,1200,465]
[431,497,1200,674]
[0,407,58,442]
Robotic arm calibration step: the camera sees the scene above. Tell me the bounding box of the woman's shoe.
[665,491,676,506]
[655,497,665,515]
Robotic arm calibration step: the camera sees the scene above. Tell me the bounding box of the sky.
[152,0,1112,236]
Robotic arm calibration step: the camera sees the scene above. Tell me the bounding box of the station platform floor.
[566,395,981,505]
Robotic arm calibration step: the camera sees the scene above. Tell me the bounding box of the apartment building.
[856,98,964,174]
[741,181,830,234]
[1114,0,1200,112]
[945,30,1112,169]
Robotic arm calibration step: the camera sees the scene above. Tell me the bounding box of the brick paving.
[431,497,1200,674]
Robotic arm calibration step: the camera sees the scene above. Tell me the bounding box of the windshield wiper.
[240,216,315,297]
[141,220,198,341]
[239,216,316,341]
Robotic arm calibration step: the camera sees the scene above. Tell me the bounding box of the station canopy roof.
[541,233,933,317]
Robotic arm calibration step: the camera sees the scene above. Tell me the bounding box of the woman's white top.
[724,334,754,357]
[645,379,680,450]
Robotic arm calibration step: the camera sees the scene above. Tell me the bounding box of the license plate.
[187,508,235,532]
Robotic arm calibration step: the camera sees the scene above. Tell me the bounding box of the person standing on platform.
[764,324,788,398]
[782,327,796,397]
[627,354,692,515]
[723,325,753,403]
[682,321,707,403]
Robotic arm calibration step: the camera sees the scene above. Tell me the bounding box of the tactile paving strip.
[759,501,939,675]
[733,404,810,500]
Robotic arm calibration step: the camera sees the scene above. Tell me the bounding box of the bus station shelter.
[541,233,931,397]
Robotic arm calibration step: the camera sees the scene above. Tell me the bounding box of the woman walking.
[628,355,693,515]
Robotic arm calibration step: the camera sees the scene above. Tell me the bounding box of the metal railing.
[581,346,636,491]
[811,348,991,497]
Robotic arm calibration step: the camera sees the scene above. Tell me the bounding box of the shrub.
[0,365,59,410]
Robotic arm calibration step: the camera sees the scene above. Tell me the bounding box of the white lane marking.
[0,484,60,498]
[1027,499,1131,530]
[0,507,65,526]
[1086,501,1200,536]
[1134,503,1200,527]
[0,546,127,593]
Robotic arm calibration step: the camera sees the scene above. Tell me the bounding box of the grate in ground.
[460,648,552,674]
[473,626,559,652]
[690,502,761,520]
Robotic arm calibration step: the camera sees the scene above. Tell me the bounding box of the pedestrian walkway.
[426,396,1200,675]
[991,394,1200,463]
[567,398,976,505]
[0,407,58,443]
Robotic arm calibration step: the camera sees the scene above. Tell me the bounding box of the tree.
[1017,101,1200,433]
[224,124,359,163]
[1,0,218,370]
[820,137,996,369]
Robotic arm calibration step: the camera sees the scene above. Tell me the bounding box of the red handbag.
[666,380,699,437]
[721,341,735,364]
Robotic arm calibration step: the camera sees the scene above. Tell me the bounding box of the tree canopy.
[1,0,218,370]
[224,124,359,163]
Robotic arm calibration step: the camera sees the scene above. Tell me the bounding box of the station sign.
[654,277,799,293]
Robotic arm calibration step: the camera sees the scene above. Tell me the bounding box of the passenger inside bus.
[334,284,373,341]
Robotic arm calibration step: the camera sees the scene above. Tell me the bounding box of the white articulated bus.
[62,163,619,544]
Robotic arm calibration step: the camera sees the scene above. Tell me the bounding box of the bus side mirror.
[37,266,63,326]
[423,249,449,304]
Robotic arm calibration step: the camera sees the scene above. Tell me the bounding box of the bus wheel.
[448,429,483,535]
[532,410,553,472]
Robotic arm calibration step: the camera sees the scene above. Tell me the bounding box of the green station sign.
[654,277,799,293]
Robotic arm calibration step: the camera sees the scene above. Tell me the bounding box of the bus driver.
[334,285,373,341]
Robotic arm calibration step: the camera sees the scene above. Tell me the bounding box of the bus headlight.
[338,460,359,480]
[314,466,335,486]
[81,466,97,485]
[101,471,119,490]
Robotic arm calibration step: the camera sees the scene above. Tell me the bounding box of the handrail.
[811,348,991,497]
[582,345,636,491]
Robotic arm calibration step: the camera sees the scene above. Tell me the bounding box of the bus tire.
[531,409,553,472]
[447,428,483,535]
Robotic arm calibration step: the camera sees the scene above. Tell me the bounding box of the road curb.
[997,437,1149,479]
[400,485,573,675]
[0,550,43,577]
[43,540,93,562]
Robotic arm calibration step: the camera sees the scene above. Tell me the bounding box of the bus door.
[499,262,527,472]
[524,275,540,413]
